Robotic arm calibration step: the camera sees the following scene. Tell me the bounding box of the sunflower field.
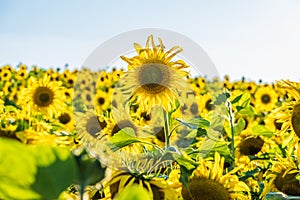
[1,36,300,200]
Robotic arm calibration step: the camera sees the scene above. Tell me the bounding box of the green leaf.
[74,151,106,190]
[252,125,274,137]
[0,138,77,200]
[4,105,18,112]
[234,92,251,111]
[16,119,30,131]
[175,155,198,170]
[31,146,78,200]
[238,105,256,116]
[214,92,230,105]
[265,192,300,199]
[108,127,141,151]
[176,117,210,130]
[234,118,246,136]
[0,139,40,200]
[231,94,243,104]
[179,165,194,199]
[115,184,151,200]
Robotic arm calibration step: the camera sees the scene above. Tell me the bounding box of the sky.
[1,0,300,82]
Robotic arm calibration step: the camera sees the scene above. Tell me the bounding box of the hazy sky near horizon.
[1,0,300,82]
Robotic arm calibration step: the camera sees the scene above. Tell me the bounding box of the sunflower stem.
[227,101,235,170]
[163,109,170,148]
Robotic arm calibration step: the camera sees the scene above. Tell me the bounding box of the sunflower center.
[86,116,106,138]
[239,136,264,156]
[111,120,136,136]
[291,103,300,138]
[33,86,54,107]
[138,63,170,94]
[181,177,231,200]
[274,172,300,196]
[97,97,105,105]
[274,119,282,130]
[190,103,199,115]
[58,113,71,124]
[205,99,214,111]
[261,94,271,104]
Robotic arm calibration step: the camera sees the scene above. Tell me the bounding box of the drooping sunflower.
[19,75,66,119]
[271,80,300,147]
[104,154,177,200]
[234,131,275,171]
[119,35,190,112]
[181,152,251,200]
[261,155,300,199]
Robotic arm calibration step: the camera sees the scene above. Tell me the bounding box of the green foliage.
[214,92,230,105]
[232,92,256,116]
[114,184,152,200]
[0,138,77,200]
[234,118,246,135]
[74,151,106,198]
[108,127,141,151]
[176,117,210,130]
[252,125,274,137]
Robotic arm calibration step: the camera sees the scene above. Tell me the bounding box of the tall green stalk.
[163,109,170,148]
[227,101,235,169]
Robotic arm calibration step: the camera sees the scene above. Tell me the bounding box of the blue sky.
[1,0,300,82]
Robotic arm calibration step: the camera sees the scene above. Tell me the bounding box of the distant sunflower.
[0,68,12,82]
[199,93,215,116]
[75,110,108,141]
[57,110,75,132]
[272,80,300,147]
[181,152,250,200]
[74,110,112,162]
[119,35,190,112]
[254,85,278,112]
[17,128,74,147]
[95,89,111,113]
[19,75,66,118]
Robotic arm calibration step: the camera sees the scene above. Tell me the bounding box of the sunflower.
[261,155,300,198]
[104,154,177,200]
[19,75,66,119]
[15,67,28,81]
[119,35,190,112]
[178,90,201,118]
[181,152,250,200]
[16,128,75,147]
[271,80,300,147]
[199,93,215,117]
[234,131,275,171]
[0,68,12,82]
[56,110,75,132]
[103,104,148,139]
[75,109,108,142]
[254,85,278,112]
[95,89,112,113]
